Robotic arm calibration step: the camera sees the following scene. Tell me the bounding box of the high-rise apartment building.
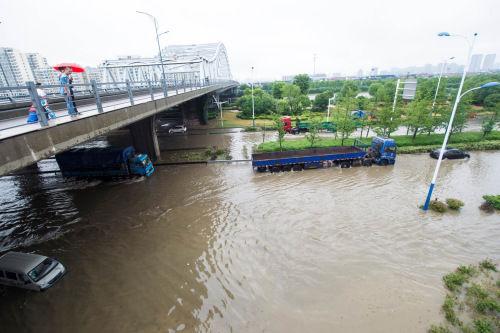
[0,47,35,86]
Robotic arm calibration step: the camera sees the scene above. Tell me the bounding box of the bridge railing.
[0,74,236,132]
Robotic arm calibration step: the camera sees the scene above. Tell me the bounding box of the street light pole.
[431,56,455,113]
[327,94,337,122]
[251,66,255,127]
[136,11,168,97]
[423,32,477,211]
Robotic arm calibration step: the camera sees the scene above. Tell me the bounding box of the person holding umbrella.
[54,63,85,117]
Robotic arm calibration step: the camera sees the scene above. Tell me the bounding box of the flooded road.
[0,132,499,333]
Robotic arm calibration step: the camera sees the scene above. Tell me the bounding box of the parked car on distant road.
[169,125,187,134]
[0,252,66,291]
[429,147,470,159]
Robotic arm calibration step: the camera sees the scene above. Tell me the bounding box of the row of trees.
[237,73,500,142]
[238,74,312,118]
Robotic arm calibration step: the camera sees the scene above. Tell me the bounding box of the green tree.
[271,81,286,99]
[334,97,357,145]
[482,118,495,137]
[340,81,359,99]
[238,88,276,118]
[444,96,472,135]
[293,74,311,94]
[312,91,332,112]
[368,82,382,97]
[405,100,431,140]
[356,99,373,138]
[483,93,500,110]
[305,118,322,147]
[375,85,391,104]
[281,84,308,115]
[373,105,400,137]
[273,115,286,151]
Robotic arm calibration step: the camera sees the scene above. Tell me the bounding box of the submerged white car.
[169,125,187,134]
[0,252,66,291]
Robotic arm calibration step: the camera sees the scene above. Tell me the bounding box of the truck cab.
[129,153,155,177]
[370,137,397,165]
[281,116,293,133]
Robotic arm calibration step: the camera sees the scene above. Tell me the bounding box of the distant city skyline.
[1,0,499,81]
[2,44,499,88]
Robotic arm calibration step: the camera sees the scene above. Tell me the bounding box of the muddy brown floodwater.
[0,131,499,333]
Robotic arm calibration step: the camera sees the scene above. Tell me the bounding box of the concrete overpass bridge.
[0,43,237,177]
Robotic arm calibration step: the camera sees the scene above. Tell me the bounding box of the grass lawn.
[221,110,274,128]
[219,110,332,128]
[256,131,500,153]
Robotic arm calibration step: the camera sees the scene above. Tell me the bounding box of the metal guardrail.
[0,75,236,132]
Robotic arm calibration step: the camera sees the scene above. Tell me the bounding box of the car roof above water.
[0,251,47,273]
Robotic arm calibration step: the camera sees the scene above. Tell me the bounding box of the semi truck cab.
[129,154,155,177]
[370,137,397,165]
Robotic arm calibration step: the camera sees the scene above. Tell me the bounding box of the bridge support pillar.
[129,116,161,162]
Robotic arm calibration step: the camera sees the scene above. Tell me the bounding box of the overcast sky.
[1,0,499,81]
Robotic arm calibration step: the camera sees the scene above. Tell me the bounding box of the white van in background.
[0,252,66,291]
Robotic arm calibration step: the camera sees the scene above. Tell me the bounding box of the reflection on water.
[0,132,499,333]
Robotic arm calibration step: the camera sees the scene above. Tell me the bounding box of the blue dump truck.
[55,146,155,178]
[252,137,396,172]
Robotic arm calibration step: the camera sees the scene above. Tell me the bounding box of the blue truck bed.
[55,147,135,177]
[252,146,366,167]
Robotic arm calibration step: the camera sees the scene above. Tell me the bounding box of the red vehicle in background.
[281,116,296,134]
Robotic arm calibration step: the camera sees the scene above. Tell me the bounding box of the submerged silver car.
[0,252,66,291]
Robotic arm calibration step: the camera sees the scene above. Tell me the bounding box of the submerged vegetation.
[429,261,500,333]
[430,200,448,213]
[446,199,465,210]
[480,195,500,211]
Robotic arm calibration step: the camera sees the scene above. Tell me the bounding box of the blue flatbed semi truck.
[252,137,396,172]
[55,146,155,178]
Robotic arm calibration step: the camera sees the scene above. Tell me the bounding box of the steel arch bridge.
[100,43,232,87]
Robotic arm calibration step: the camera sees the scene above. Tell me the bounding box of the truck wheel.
[271,166,282,173]
[362,159,372,167]
[292,164,303,171]
[380,159,388,166]
[340,161,351,168]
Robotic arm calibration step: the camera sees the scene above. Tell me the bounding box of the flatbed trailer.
[252,137,397,172]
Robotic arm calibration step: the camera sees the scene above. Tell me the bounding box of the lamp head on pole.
[438,32,451,37]
[480,82,500,89]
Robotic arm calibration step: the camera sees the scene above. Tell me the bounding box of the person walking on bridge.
[59,67,77,116]
[68,69,79,113]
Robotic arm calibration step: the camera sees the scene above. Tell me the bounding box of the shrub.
[430,200,448,213]
[479,202,495,213]
[443,266,475,292]
[428,325,452,333]
[442,295,459,325]
[482,195,500,210]
[244,126,259,132]
[446,198,464,210]
[479,259,497,272]
[473,319,494,333]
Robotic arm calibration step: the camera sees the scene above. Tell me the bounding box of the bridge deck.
[0,87,198,140]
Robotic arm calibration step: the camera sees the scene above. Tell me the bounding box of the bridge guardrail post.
[126,80,134,106]
[174,74,178,94]
[161,78,167,98]
[91,79,104,113]
[183,74,187,93]
[27,81,49,127]
[148,80,154,101]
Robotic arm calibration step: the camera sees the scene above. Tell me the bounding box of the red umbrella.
[53,63,85,73]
